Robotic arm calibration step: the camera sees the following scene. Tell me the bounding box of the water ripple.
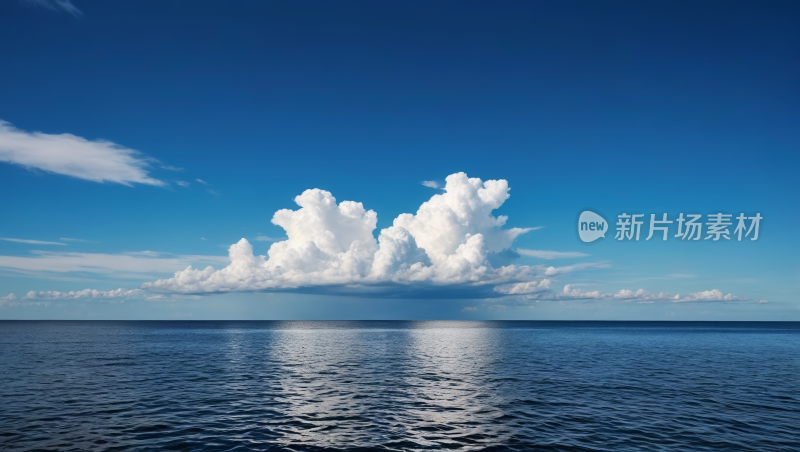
[0,321,798,451]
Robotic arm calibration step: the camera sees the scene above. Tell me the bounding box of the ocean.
[1,321,798,451]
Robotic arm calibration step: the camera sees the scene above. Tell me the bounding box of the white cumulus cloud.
[396,173,533,257]
[493,279,552,295]
[141,173,538,295]
[0,120,164,186]
[19,173,768,304]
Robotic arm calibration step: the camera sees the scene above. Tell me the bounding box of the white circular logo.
[578,211,607,243]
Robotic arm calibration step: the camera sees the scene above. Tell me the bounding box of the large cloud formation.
[13,173,767,304]
[142,173,540,295]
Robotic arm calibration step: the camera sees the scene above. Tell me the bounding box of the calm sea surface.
[0,321,798,451]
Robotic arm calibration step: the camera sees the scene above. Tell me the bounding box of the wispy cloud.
[20,0,82,17]
[175,181,190,187]
[0,250,228,276]
[196,179,208,185]
[543,261,610,276]
[200,237,208,241]
[517,249,589,260]
[494,279,552,295]
[123,251,164,257]
[0,120,165,186]
[60,238,95,243]
[255,234,284,242]
[421,180,439,189]
[1,238,66,246]
[558,285,766,303]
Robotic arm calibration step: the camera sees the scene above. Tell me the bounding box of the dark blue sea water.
[1,321,798,451]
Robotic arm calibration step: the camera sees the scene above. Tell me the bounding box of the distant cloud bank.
[559,285,768,304]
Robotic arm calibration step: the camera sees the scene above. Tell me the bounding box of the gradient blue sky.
[0,0,797,320]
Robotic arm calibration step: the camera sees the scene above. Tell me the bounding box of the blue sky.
[0,0,797,320]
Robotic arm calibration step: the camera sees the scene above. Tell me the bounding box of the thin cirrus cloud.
[517,249,590,260]
[0,120,165,186]
[15,173,766,305]
[421,181,440,189]
[542,261,610,276]
[0,250,229,277]
[0,238,66,246]
[19,0,82,16]
[255,235,285,242]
